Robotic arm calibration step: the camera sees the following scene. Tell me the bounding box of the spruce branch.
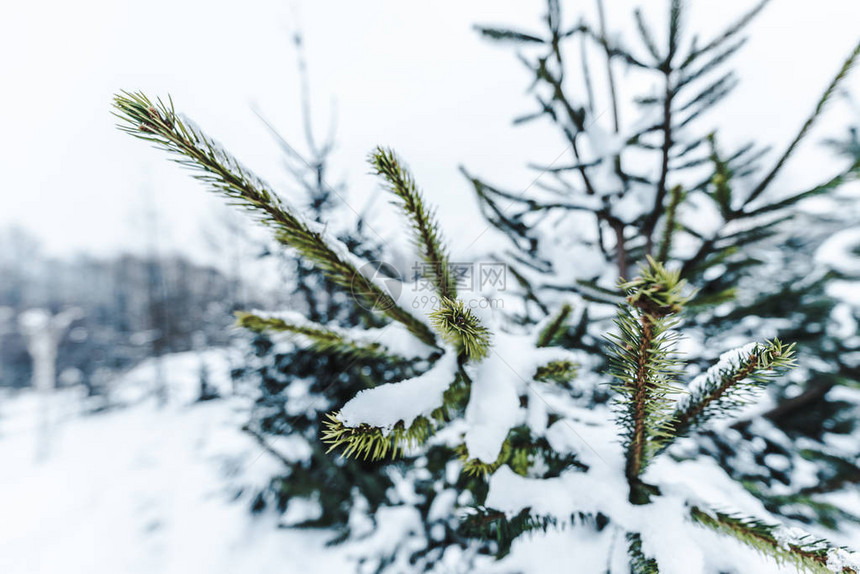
[235,311,403,362]
[707,133,734,217]
[681,0,770,68]
[627,532,660,574]
[474,26,544,44]
[690,507,859,574]
[536,303,573,348]
[744,39,860,206]
[621,256,691,315]
[742,165,860,219]
[633,8,661,63]
[596,0,620,132]
[665,0,682,70]
[458,440,521,477]
[458,424,584,478]
[321,413,434,461]
[429,298,492,361]
[608,257,689,502]
[459,508,561,558]
[533,360,578,387]
[656,185,684,263]
[680,37,747,89]
[370,147,456,301]
[669,340,796,441]
[112,91,436,347]
[677,72,738,127]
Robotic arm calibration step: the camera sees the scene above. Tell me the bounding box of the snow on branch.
[669,339,795,441]
[337,351,459,431]
[690,506,859,574]
[321,351,460,460]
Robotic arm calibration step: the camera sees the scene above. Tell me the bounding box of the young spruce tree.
[464,0,860,538]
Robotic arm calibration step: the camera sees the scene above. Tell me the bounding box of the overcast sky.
[2,0,859,267]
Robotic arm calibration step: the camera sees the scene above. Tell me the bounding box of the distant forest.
[0,227,264,391]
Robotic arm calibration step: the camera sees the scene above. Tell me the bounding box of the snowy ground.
[3,349,858,574]
[0,351,350,574]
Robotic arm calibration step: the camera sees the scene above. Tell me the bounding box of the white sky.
[1,0,859,266]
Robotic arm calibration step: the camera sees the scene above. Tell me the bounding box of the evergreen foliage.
[116,90,858,568]
[113,91,436,348]
[371,147,456,301]
[668,339,795,441]
[428,298,492,361]
[111,2,860,570]
[690,507,857,574]
[467,0,860,550]
[235,311,403,362]
[608,258,688,501]
[114,86,485,569]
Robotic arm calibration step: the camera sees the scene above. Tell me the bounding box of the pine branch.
[633,8,661,63]
[595,0,620,132]
[371,147,456,301]
[533,360,578,386]
[459,508,562,558]
[643,61,676,255]
[320,348,468,462]
[536,303,573,348]
[608,257,689,502]
[321,413,433,461]
[429,298,492,361]
[656,185,683,263]
[707,133,734,217]
[681,0,769,68]
[627,532,660,574]
[744,40,860,206]
[690,507,859,574]
[474,26,545,44]
[112,91,436,347]
[667,340,795,444]
[235,311,404,362]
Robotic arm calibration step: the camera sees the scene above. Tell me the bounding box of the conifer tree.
[114,89,858,570]
[464,0,860,538]
[113,91,494,571]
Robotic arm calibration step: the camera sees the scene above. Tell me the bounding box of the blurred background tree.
[464,0,860,539]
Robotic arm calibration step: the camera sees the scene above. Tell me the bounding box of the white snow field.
[0,351,350,574]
